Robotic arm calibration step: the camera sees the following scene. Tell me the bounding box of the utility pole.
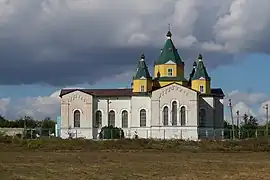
[265,104,269,136]
[236,110,240,139]
[23,116,26,139]
[228,99,235,140]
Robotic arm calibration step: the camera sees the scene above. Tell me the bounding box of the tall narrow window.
[122,110,128,128]
[74,110,80,128]
[95,110,102,128]
[180,106,186,126]
[199,109,206,127]
[172,101,177,126]
[140,85,145,92]
[163,106,169,126]
[140,109,146,127]
[168,68,173,76]
[108,110,115,127]
[200,85,204,93]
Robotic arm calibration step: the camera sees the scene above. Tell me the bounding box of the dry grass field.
[0,137,269,180]
[0,151,270,179]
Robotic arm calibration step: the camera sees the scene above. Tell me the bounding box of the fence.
[223,128,269,140]
[58,127,270,140]
[3,127,268,140]
[0,128,24,136]
[0,128,55,139]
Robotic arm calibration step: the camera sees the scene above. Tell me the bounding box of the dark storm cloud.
[0,0,270,86]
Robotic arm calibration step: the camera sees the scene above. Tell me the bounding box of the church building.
[59,31,225,140]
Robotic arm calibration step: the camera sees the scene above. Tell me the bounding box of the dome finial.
[140,53,145,60]
[166,23,172,38]
[198,54,203,60]
[193,61,197,67]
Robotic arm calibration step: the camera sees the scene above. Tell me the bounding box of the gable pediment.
[165,60,176,65]
[140,76,146,79]
[152,82,198,99]
[61,89,92,104]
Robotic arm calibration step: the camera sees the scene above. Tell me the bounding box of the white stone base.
[59,127,224,140]
[60,126,223,140]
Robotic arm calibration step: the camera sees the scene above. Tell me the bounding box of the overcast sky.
[0,0,269,86]
[0,0,270,121]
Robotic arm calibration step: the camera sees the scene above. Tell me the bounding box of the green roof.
[155,31,184,65]
[191,54,211,81]
[155,76,187,82]
[133,54,152,80]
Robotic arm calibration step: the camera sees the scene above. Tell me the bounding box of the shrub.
[23,129,38,139]
[98,126,124,139]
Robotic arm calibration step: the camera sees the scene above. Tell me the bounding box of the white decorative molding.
[160,85,189,97]
[72,108,83,114]
[69,93,87,103]
[120,109,129,114]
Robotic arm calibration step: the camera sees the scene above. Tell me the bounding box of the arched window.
[199,109,206,127]
[180,106,186,126]
[95,110,102,128]
[74,110,80,128]
[122,110,128,128]
[140,109,146,127]
[108,110,115,127]
[172,101,177,126]
[163,106,169,126]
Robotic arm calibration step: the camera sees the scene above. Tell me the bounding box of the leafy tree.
[223,120,231,139]
[223,120,238,139]
[243,113,249,125]
[40,117,56,136]
[0,116,9,127]
[241,114,259,138]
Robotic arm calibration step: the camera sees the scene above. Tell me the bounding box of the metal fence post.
[163,129,165,140]
[30,129,33,139]
[256,129,258,138]
[111,129,113,139]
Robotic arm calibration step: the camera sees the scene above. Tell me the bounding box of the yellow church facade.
[59,31,224,140]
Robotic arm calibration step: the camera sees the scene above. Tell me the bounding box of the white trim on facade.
[138,108,147,127]
[170,99,179,107]
[120,109,129,128]
[72,108,83,114]
[179,105,187,126]
[160,105,170,126]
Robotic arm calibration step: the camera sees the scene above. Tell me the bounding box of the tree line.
[0,115,56,131]
[0,115,57,139]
